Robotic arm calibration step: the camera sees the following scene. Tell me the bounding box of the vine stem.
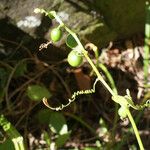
[126,109,144,150]
[64,27,115,96]
[76,39,144,149]
[65,25,144,150]
[51,12,114,95]
[50,11,144,149]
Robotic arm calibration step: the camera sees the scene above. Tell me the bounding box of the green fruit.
[50,28,62,42]
[27,85,52,101]
[66,34,78,48]
[67,50,83,67]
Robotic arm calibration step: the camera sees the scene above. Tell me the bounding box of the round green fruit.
[67,50,83,67]
[50,28,62,42]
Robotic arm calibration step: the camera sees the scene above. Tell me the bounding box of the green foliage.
[48,112,70,148]
[36,109,52,124]
[36,110,70,148]
[50,112,70,148]
[49,112,68,134]
[13,61,27,77]
[34,8,149,150]
[66,34,78,48]
[43,130,51,147]
[27,85,52,101]
[0,4,149,150]
[55,132,71,148]
[0,138,15,150]
[0,115,25,150]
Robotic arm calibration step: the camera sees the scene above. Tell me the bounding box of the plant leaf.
[66,34,78,48]
[27,85,52,101]
[36,109,52,124]
[0,138,15,150]
[49,112,68,134]
[55,132,71,148]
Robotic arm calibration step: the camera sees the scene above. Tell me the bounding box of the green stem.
[53,12,114,96]
[48,10,144,149]
[98,63,118,145]
[144,1,150,82]
[143,1,150,84]
[65,28,144,150]
[0,115,25,150]
[12,139,20,150]
[126,109,144,150]
[69,34,114,96]
[98,64,118,94]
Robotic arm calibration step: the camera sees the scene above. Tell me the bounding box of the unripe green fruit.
[67,50,83,67]
[50,28,62,42]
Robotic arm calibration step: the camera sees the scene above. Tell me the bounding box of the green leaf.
[55,132,70,148]
[14,61,27,77]
[49,112,67,134]
[27,85,52,101]
[66,34,78,48]
[0,138,15,150]
[36,109,52,124]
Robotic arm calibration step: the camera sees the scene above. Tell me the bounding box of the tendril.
[138,99,150,109]
[43,78,99,111]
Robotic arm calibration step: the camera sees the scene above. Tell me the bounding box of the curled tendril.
[112,89,150,111]
[146,99,150,106]
[43,78,99,111]
[138,99,150,109]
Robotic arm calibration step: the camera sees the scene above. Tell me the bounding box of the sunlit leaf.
[49,112,68,134]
